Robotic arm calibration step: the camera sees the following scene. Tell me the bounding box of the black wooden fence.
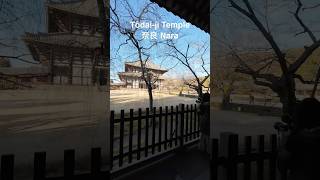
[110,104,201,170]
[1,148,110,180]
[1,133,285,180]
[210,133,284,180]
[1,104,290,180]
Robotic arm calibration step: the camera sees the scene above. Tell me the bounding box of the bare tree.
[0,0,41,64]
[212,53,243,107]
[216,0,320,122]
[165,40,210,102]
[110,0,162,109]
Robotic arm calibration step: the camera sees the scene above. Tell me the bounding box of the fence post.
[1,154,14,180]
[91,148,101,176]
[152,107,156,154]
[110,111,114,170]
[128,109,134,163]
[145,108,149,157]
[220,132,234,158]
[244,136,252,180]
[34,152,46,180]
[197,106,200,137]
[269,134,277,180]
[158,107,162,152]
[180,104,185,147]
[137,108,142,160]
[190,104,193,141]
[175,106,179,146]
[169,106,174,148]
[119,110,125,167]
[210,139,219,180]
[185,104,189,142]
[257,135,265,180]
[64,149,75,178]
[194,104,197,139]
[226,134,238,180]
[164,106,168,150]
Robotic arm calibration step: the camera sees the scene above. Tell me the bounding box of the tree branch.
[293,0,317,43]
[288,39,320,73]
[293,74,315,84]
[228,0,288,75]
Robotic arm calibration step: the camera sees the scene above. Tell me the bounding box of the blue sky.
[212,0,320,52]
[0,0,46,67]
[110,0,210,82]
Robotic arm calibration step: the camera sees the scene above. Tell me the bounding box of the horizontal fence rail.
[110,104,201,170]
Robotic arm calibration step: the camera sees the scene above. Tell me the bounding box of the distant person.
[199,92,210,153]
[278,98,320,180]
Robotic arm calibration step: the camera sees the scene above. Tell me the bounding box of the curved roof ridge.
[47,0,98,18]
[125,60,167,72]
[48,0,85,5]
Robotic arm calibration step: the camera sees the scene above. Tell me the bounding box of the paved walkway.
[116,147,210,180]
[111,89,197,112]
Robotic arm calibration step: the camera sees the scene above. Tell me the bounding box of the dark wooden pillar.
[79,18,84,34]
[91,51,96,85]
[68,14,72,33]
[68,51,73,85]
[49,48,54,84]
[79,53,84,85]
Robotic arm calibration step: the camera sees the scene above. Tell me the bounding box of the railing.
[0,104,201,180]
[0,131,288,180]
[0,148,110,180]
[110,104,201,171]
[210,133,282,180]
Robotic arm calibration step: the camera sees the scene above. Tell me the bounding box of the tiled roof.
[47,0,99,17]
[23,32,102,49]
[118,72,141,77]
[125,60,167,72]
[118,71,165,80]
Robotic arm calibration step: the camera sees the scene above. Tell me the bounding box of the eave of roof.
[118,72,142,77]
[0,67,49,75]
[47,0,99,18]
[118,71,165,80]
[150,0,209,33]
[23,32,102,49]
[23,32,102,63]
[125,60,168,72]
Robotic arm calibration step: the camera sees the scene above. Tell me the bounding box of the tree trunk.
[198,85,203,102]
[147,84,154,110]
[311,65,320,97]
[277,76,297,124]
[147,84,154,127]
[222,92,231,109]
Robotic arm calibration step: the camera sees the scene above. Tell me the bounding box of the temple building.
[22,0,107,86]
[118,61,167,90]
